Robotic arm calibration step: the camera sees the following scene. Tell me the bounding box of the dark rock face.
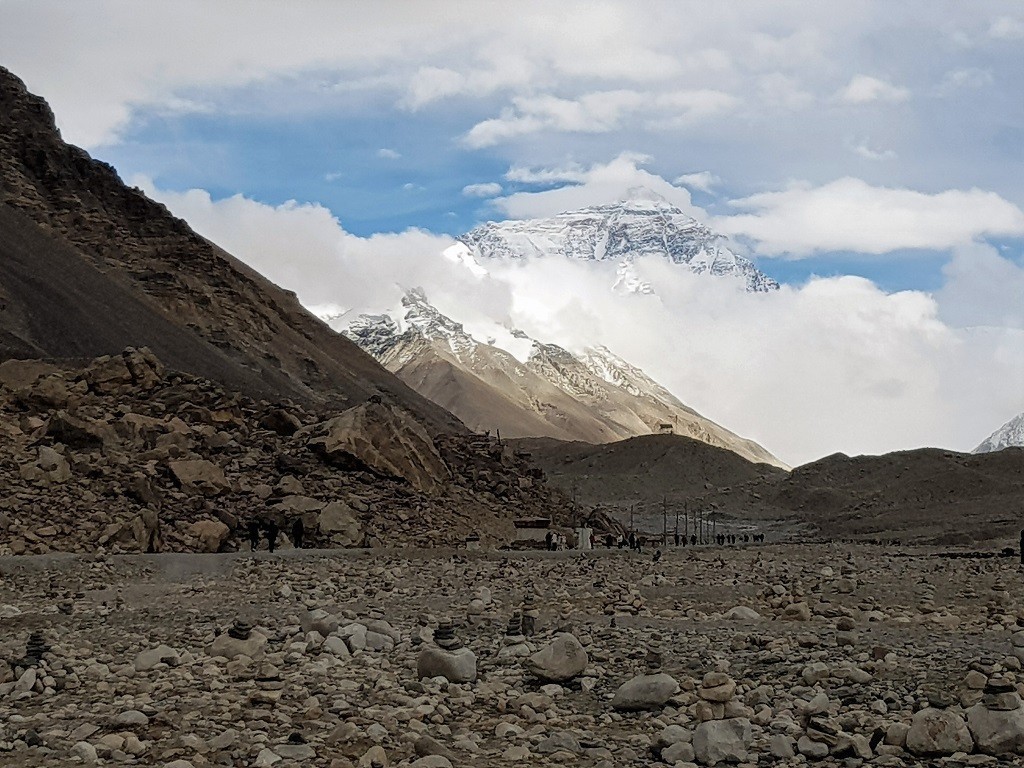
[0,65,461,434]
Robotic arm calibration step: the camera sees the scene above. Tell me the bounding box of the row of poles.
[628,497,719,545]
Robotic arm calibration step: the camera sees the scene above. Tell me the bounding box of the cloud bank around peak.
[492,153,702,220]
[140,177,1024,466]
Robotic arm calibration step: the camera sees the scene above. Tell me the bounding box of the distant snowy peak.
[344,288,479,362]
[974,412,1024,453]
[457,190,778,293]
[344,289,673,404]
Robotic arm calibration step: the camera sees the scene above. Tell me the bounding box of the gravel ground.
[1,543,1023,767]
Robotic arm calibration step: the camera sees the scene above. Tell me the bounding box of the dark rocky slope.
[0,65,460,433]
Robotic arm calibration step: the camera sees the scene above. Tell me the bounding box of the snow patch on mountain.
[457,188,778,293]
[345,288,677,408]
[974,412,1024,453]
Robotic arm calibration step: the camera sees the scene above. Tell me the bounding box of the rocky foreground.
[3,544,1024,766]
[0,348,571,555]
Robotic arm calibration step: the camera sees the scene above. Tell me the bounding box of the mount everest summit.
[446,189,778,293]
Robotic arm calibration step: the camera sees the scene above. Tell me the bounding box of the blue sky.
[3,0,1024,462]
[3,0,1023,282]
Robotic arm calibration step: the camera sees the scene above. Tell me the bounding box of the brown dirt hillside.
[510,434,785,508]
[515,436,1024,545]
[700,447,1024,545]
[0,66,461,434]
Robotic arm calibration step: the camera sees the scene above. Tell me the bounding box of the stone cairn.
[251,662,284,705]
[434,620,462,650]
[228,619,253,641]
[604,586,646,617]
[965,671,1024,756]
[555,602,573,633]
[417,619,477,683]
[22,632,48,666]
[695,670,740,722]
[1011,628,1024,666]
[521,592,539,637]
[498,612,531,659]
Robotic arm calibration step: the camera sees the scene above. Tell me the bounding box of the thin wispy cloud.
[461,182,503,198]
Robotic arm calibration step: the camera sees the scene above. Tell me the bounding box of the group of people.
[596,530,766,550]
[544,530,568,551]
[604,531,644,551]
[248,518,305,552]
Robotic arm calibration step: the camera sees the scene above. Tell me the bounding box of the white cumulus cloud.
[716,178,1024,257]
[835,74,910,104]
[493,152,701,219]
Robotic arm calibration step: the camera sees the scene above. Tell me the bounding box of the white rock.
[209,630,267,660]
[72,741,98,763]
[135,644,180,671]
[417,646,477,683]
[724,606,761,620]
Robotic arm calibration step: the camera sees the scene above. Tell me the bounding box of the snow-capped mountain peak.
[456,196,778,293]
[974,412,1024,453]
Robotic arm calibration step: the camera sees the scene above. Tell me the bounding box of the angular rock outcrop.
[307,399,450,492]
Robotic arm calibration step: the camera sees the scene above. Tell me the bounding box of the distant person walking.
[248,520,261,552]
[1020,529,1024,566]
[292,518,304,549]
[267,521,279,553]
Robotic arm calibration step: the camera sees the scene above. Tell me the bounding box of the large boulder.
[307,400,449,493]
[417,647,477,683]
[693,718,752,765]
[611,673,680,711]
[906,707,973,756]
[169,459,230,496]
[84,353,134,393]
[19,445,71,485]
[526,633,588,683]
[318,501,363,546]
[189,519,230,552]
[967,702,1024,755]
[121,346,164,389]
[46,410,115,449]
[209,630,267,660]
